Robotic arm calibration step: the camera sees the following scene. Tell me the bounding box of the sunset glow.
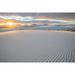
[6,22,16,28]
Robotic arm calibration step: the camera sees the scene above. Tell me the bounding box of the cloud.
[49,19,67,23]
[19,17,33,21]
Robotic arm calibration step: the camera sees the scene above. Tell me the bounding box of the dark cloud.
[0,13,75,18]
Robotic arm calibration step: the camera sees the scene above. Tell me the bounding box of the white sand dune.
[0,30,75,62]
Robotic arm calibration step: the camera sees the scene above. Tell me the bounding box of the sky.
[0,13,75,25]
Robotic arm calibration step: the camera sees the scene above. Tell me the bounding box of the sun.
[6,22,14,26]
[6,21,16,28]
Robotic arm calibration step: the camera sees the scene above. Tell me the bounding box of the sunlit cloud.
[49,19,67,23]
[0,16,16,19]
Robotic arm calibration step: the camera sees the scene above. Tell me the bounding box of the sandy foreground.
[0,30,75,62]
